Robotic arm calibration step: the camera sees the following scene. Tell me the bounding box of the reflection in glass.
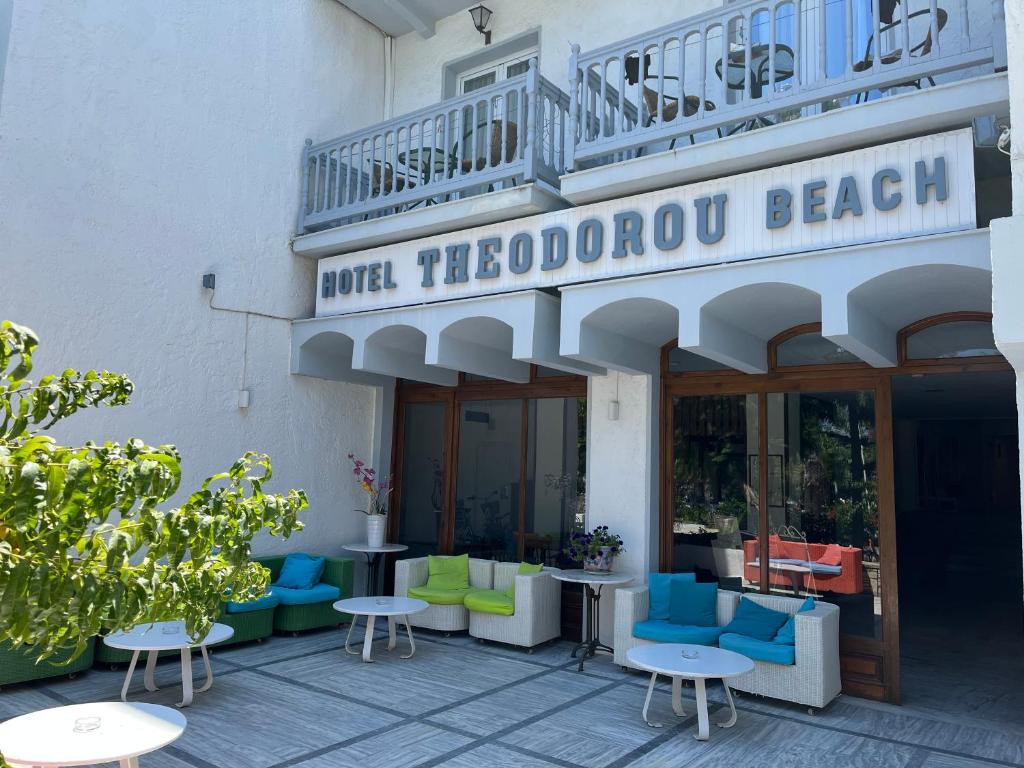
[905,321,998,360]
[671,394,759,589]
[454,400,523,561]
[523,398,587,565]
[775,333,860,366]
[398,402,446,559]
[761,391,881,640]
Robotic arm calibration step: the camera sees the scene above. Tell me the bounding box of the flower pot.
[583,549,614,573]
[366,515,386,548]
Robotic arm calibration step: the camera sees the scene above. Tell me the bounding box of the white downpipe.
[383,33,395,120]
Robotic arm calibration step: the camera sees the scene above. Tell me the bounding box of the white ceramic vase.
[366,514,386,548]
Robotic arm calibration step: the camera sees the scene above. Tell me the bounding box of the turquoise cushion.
[721,597,790,642]
[275,553,326,589]
[648,572,696,621]
[225,593,280,614]
[774,597,815,645]
[632,620,723,645]
[269,582,340,606]
[720,632,796,665]
[669,581,718,628]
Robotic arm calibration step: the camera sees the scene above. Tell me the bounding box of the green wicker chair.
[0,638,95,687]
[257,554,354,634]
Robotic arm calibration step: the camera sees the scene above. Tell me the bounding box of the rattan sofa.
[614,584,841,710]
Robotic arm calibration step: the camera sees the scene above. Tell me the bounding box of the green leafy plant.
[0,320,308,663]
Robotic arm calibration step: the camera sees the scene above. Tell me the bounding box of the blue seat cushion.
[774,596,816,645]
[807,562,843,576]
[269,582,340,606]
[669,581,718,628]
[648,572,696,621]
[275,553,326,589]
[721,597,790,641]
[633,620,723,645]
[225,592,280,614]
[720,632,796,665]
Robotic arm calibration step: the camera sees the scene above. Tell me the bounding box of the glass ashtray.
[374,599,388,606]
[680,649,700,660]
[73,716,101,733]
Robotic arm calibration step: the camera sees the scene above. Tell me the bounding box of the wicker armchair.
[467,563,562,649]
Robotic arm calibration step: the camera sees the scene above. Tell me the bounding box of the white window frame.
[456,47,539,95]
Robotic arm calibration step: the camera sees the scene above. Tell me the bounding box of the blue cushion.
[669,581,718,628]
[648,572,696,621]
[275,553,326,589]
[807,562,843,576]
[268,582,340,606]
[721,597,790,642]
[632,620,723,645]
[720,632,796,665]
[225,592,280,614]
[774,597,816,645]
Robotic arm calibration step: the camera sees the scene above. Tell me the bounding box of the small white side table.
[626,643,754,741]
[0,701,186,767]
[342,543,408,596]
[103,621,234,707]
[552,569,632,671]
[334,596,427,663]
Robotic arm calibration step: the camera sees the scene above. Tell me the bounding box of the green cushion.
[268,583,340,606]
[407,584,473,605]
[632,620,722,645]
[465,588,515,616]
[504,562,544,598]
[426,554,470,591]
[720,632,796,665]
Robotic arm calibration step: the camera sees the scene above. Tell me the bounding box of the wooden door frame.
[658,314,1009,704]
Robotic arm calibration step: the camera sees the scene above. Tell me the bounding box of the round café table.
[627,643,754,741]
[103,621,234,708]
[0,701,186,767]
[553,569,632,671]
[334,596,428,663]
[342,543,409,596]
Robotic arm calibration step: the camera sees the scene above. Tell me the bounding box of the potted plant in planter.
[348,454,391,548]
[564,526,625,573]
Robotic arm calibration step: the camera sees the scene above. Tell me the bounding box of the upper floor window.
[458,49,537,95]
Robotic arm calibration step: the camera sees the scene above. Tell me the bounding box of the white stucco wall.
[390,0,720,113]
[586,369,660,642]
[0,0,388,569]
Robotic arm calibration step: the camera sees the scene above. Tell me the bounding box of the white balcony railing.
[299,59,569,233]
[567,0,1006,168]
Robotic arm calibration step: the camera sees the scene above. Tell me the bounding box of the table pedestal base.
[344,614,416,662]
[120,645,214,708]
[571,583,613,672]
[639,672,739,740]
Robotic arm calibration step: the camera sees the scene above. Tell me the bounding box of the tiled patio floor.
[2,625,1022,768]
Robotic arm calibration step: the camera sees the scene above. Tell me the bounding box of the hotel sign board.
[316,129,976,317]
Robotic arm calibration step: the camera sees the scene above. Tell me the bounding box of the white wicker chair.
[613,586,841,710]
[394,557,494,632]
[468,563,562,649]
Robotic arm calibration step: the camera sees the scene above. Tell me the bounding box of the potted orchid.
[348,453,392,547]
[563,525,625,573]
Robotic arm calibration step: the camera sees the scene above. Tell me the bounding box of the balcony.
[296,60,569,253]
[567,0,1005,171]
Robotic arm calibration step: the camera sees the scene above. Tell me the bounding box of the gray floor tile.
[288,722,473,768]
[437,743,569,767]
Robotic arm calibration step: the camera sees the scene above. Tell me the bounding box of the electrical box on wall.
[238,390,250,409]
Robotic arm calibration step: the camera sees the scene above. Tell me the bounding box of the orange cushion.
[817,543,844,567]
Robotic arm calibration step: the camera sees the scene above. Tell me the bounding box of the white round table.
[552,569,632,671]
[0,701,186,767]
[334,596,427,663]
[103,621,234,707]
[341,543,409,596]
[626,643,754,741]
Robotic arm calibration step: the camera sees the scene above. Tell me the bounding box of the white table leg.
[177,647,194,708]
[400,616,416,659]
[694,678,710,741]
[361,615,376,663]
[143,650,159,692]
[121,650,141,702]
[387,616,397,651]
[641,671,662,727]
[344,615,361,655]
[197,645,214,693]
[717,681,738,729]
[671,676,686,717]
[120,757,140,768]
